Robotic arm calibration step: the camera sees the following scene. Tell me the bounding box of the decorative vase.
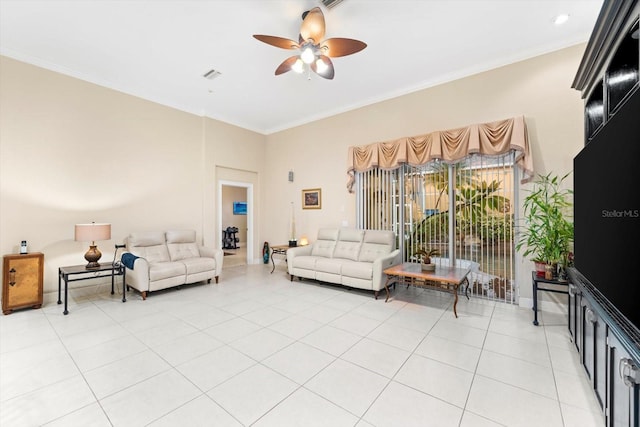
[289,201,296,246]
[544,264,554,280]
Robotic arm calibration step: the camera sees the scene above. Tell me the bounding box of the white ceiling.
[0,0,603,134]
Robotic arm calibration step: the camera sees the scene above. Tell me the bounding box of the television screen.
[233,201,247,215]
[573,88,640,330]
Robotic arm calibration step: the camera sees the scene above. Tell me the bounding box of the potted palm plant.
[415,247,440,271]
[516,172,573,278]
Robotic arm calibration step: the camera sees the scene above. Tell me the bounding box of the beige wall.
[263,44,586,304]
[0,56,265,292]
[203,119,264,254]
[1,43,586,304]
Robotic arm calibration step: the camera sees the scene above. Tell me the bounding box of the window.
[356,153,516,302]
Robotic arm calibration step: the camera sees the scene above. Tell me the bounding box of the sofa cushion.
[182,257,215,275]
[292,256,318,270]
[127,231,171,263]
[315,258,345,275]
[166,230,196,244]
[131,244,170,263]
[149,261,185,281]
[333,228,364,261]
[317,228,340,240]
[128,231,166,247]
[341,261,373,280]
[359,230,395,262]
[311,228,339,258]
[168,242,200,261]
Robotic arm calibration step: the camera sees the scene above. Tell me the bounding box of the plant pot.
[421,263,436,271]
[534,261,547,277]
[544,264,554,280]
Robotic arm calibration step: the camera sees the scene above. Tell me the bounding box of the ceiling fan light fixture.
[553,13,569,25]
[301,46,316,64]
[292,58,305,73]
[253,6,365,80]
[315,58,328,74]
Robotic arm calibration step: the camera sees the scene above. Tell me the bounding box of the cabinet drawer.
[3,253,44,314]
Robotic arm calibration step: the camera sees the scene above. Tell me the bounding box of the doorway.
[218,180,253,267]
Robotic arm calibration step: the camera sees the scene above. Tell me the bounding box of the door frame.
[218,180,254,264]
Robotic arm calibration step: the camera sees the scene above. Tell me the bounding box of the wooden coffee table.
[383,263,471,317]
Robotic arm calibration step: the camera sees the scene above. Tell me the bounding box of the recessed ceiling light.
[553,14,570,25]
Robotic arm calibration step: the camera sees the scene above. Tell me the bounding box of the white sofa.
[123,230,223,299]
[286,228,400,298]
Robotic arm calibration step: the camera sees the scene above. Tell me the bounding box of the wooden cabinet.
[2,253,44,315]
[571,1,640,424]
[581,297,608,409]
[574,3,639,143]
[607,332,640,427]
[568,282,580,351]
[569,273,640,426]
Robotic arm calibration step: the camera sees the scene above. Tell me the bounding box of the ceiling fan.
[253,7,366,80]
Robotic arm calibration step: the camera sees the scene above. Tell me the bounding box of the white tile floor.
[0,265,605,427]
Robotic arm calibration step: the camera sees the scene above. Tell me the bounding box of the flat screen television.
[233,201,247,215]
[572,88,640,332]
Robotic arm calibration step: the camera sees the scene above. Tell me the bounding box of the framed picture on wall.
[233,201,247,215]
[302,188,321,209]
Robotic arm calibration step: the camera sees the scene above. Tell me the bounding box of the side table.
[270,245,290,274]
[531,271,569,325]
[58,262,126,315]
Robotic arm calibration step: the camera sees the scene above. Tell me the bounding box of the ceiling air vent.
[321,0,344,9]
[203,69,222,80]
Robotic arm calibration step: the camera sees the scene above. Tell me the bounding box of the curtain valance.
[346,116,533,192]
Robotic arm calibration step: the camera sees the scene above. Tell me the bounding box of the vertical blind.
[356,153,516,303]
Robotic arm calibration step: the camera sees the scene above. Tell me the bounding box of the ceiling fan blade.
[275,56,299,75]
[311,55,335,80]
[253,35,299,50]
[299,7,325,43]
[321,38,367,57]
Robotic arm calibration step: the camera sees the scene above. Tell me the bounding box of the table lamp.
[75,222,111,268]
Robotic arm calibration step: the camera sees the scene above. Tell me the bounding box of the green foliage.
[413,170,512,245]
[414,246,440,264]
[478,214,514,244]
[515,172,573,265]
[455,178,511,241]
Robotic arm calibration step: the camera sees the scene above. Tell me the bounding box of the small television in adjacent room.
[573,88,640,331]
[233,201,247,215]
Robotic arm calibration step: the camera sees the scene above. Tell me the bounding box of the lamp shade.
[74,223,111,243]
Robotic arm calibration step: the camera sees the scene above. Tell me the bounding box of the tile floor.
[0,265,605,426]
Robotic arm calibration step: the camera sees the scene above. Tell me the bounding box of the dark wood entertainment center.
[570,1,640,426]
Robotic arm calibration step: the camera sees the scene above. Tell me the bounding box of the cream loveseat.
[123,230,223,299]
[286,228,400,298]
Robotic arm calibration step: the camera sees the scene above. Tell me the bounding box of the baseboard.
[519,297,533,309]
[520,296,568,313]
